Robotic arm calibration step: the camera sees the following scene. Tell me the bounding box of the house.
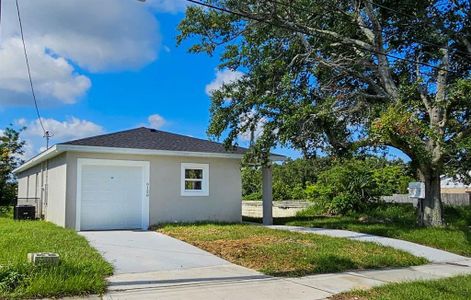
[440,175,471,194]
[14,127,285,230]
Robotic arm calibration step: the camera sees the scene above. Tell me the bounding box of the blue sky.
[0,1,294,158]
[0,0,407,161]
[0,0,303,159]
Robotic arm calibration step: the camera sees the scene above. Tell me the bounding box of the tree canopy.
[178,0,471,226]
[0,127,25,206]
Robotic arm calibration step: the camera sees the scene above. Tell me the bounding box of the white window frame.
[181,163,209,196]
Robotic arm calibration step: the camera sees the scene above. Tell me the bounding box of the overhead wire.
[15,0,51,147]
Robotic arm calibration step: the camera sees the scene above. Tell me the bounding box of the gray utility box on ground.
[27,253,60,266]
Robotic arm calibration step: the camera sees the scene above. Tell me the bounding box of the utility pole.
[44,131,52,149]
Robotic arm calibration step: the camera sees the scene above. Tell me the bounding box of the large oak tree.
[178,0,471,226]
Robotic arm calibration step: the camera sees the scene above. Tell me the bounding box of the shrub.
[0,206,12,218]
[243,192,262,201]
[290,183,306,200]
[295,205,324,217]
[241,167,262,197]
[273,181,291,200]
[0,266,26,293]
[372,164,413,195]
[306,160,381,214]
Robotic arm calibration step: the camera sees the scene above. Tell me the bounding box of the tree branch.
[363,1,399,100]
[416,55,432,112]
[434,47,449,128]
[462,37,471,55]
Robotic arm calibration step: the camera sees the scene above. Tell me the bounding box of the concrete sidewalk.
[75,261,471,299]
[267,225,469,263]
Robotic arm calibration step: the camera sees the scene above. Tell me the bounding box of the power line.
[185,0,458,75]
[15,0,52,148]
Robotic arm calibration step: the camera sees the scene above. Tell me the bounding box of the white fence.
[382,193,471,206]
[242,200,310,218]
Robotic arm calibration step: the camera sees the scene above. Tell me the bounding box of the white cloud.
[0,0,160,106]
[205,69,244,96]
[18,117,104,158]
[24,117,104,140]
[238,111,266,142]
[0,38,91,106]
[147,114,166,129]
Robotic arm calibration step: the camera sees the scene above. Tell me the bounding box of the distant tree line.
[242,156,414,214]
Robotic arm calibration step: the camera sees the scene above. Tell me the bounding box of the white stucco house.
[14,127,284,231]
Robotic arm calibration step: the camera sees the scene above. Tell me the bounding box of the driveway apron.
[79,230,230,274]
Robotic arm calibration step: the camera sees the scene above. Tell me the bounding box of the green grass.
[245,204,471,257]
[0,207,112,299]
[157,223,426,277]
[332,274,471,300]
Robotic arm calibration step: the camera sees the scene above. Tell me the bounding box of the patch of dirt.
[190,236,285,270]
[193,235,277,254]
[161,230,321,275]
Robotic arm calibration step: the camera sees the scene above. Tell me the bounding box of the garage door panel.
[79,162,148,231]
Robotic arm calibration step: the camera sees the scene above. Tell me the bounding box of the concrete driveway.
[78,230,331,299]
[77,230,471,299]
[80,230,230,274]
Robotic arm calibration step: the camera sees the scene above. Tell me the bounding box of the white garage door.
[77,159,150,231]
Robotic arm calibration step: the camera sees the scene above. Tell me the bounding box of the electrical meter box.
[408,182,425,199]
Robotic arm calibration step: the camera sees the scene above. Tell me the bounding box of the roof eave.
[13,145,63,174]
[13,144,286,173]
[64,144,286,161]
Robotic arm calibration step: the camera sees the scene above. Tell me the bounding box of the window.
[181,163,209,196]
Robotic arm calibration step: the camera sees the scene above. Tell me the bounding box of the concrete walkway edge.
[266,225,469,263]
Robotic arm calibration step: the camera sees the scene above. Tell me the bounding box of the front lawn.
[245,204,471,257]
[158,223,426,277]
[0,207,112,299]
[332,274,471,300]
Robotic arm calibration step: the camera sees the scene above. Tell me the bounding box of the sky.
[0,0,407,161]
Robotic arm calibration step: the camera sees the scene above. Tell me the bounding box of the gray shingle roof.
[60,127,249,155]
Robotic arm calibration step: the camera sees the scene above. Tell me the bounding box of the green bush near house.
[0,210,112,299]
[306,161,376,214]
[242,157,333,201]
[304,159,413,214]
[242,191,262,201]
[241,157,412,206]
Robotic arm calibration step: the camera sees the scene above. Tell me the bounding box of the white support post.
[262,164,273,225]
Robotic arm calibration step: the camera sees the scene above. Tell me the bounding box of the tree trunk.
[420,171,444,227]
